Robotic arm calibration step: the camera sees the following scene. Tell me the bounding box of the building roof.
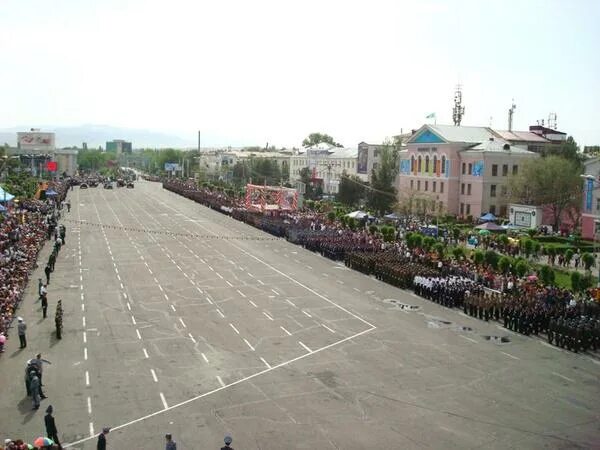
[293,147,357,158]
[494,130,549,143]
[427,124,495,143]
[462,138,535,155]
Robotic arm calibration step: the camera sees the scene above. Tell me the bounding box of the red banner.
[46,161,57,172]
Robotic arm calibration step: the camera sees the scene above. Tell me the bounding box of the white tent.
[0,187,15,202]
[346,210,368,219]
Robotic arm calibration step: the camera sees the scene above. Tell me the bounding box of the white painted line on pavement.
[120,283,124,289]
[115,268,119,274]
[552,371,575,383]
[136,329,142,340]
[237,289,246,298]
[179,318,187,328]
[170,304,176,312]
[229,323,240,334]
[164,294,169,300]
[322,324,336,334]
[286,299,297,308]
[85,371,90,386]
[216,376,225,387]
[176,265,182,271]
[501,351,520,360]
[81,304,85,312]
[196,287,203,294]
[82,316,86,327]
[159,392,168,409]
[116,274,121,281]
[131,316,137,325]
[143,348,149,359]
[263,311,274,321]
[81,293,85,300]
[89,423,94,437]
[459,335,478,344]
[148,268,153,275]
[216,309,225,318]
[336,280,344,285]
[225,280,233,286]
[87,397,92,414]
[257,279,265,285]
[153,277,159,283]
[271,289,279,295]
[206,296,213,305]
[322,273,329,277]
[188,333,196,343]
[248,300,258,308]
[353,287,360,292]
[158,285,164,292]
[306,265,312,269]
[216,272,224,279]
[260,357,271,369]
[208,266,214,271]
[302,310,312,318]
[243,338,255,351]
[247,272,254,278]
[280,326,292,336]
[201,353,209,363]
[151,369,158,383]
[298,341,312,353]
[126,302,131,311]
[83,332,87,343]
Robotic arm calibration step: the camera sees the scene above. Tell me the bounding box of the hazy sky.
[1,0,599,148]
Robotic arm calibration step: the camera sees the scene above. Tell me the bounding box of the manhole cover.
[482,335,511,344]
[383,299,421,311]
[457,326,473,332]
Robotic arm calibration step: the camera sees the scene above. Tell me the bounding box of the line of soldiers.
[55,300,63,339]
[414,275,481,309]
[548,315,600,353]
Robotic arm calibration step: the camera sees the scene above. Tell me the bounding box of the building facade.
[581,158,600,240]
[398,124,538,218]
[106,140,132,154]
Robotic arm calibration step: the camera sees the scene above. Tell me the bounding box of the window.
[425,181,428,191]
[440,182,444,193]
[425,156,430,173]
[468,163,472,175]
[489,205,496,215]
[411,155,415,172]
[374,149,380,157]
[432,181,437,192]
[461,183,465,195]
[410,180,414,190]
[417,180,421,191]
[462,162,466,174]
[596,198,600,211]
[513,165,518,175]
[418,156,422,172]
[433,155,438,174]
[502,164,508,176]
[460,203,464,215]
[466,204,471,215]
[441,156,446,174]
[492,164,498,176]
[490,184,497,197]
[467,184,472,195]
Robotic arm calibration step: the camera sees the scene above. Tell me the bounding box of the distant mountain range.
[0,124,196,149]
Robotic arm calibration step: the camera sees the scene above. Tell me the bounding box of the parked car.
[103,182,113,189]
[126,182,134,188]
[80,183,88,189]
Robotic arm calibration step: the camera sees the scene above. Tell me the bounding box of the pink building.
[398,124,538,218]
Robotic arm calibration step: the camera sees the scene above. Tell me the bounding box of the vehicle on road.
[126,182,134,188]
[117,179,125,187]
[80,183,88,189]
[103,182,113,189]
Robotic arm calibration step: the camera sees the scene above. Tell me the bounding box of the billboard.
[17,132,55,151]
[164,162,181,172]
[357,147,368,174]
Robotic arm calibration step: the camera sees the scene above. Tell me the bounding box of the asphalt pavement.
[1,179,599,449]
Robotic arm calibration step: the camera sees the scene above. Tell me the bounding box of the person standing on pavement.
[44,264,51,285]
[30,374,41,410]
[31,353,51,389]
[41,293,48,319]
[97,427,110,450]
[165,433,176,450]
[17,318,27,348]
[221,435,234,450]
[44,405,61,449]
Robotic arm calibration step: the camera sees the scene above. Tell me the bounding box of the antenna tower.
[508,101,517,131]
[452,85,465,126]
[548,113,557,130]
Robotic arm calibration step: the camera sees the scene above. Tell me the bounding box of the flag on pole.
[426,112,436,119]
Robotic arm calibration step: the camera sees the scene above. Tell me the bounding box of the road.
[1,179,599,449]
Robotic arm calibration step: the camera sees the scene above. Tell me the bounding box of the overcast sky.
[1,0,599,148]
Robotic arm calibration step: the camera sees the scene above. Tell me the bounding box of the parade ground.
[1,180,599,449]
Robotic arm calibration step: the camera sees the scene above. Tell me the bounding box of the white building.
[289,144,358,194]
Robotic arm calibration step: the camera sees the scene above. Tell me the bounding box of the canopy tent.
[383,213,401,220]
[479,212,497,222]
[45,189,59,196]
[346,210,368,219]
[0,187,15,202]
[475,221,505,231]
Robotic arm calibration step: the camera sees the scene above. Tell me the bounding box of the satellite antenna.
[452,84,465,126]
[508,101,517,131]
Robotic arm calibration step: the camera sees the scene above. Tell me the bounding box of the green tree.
[302,133,343,148]
[498,256,512,274]
[452,246,465,260]
[515,259,529,278]
[582,252,595,271]
[366,142,398,215]
[337,172,365,207]
[541,135,583,165]
[434,243,445,259]
[564,249,574,265]
[507,156,582,230]
[571,271,582,292]
[485,250,499,268]
[539,265,555,285]
[473,250,485,266]
[327,211,337,223]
